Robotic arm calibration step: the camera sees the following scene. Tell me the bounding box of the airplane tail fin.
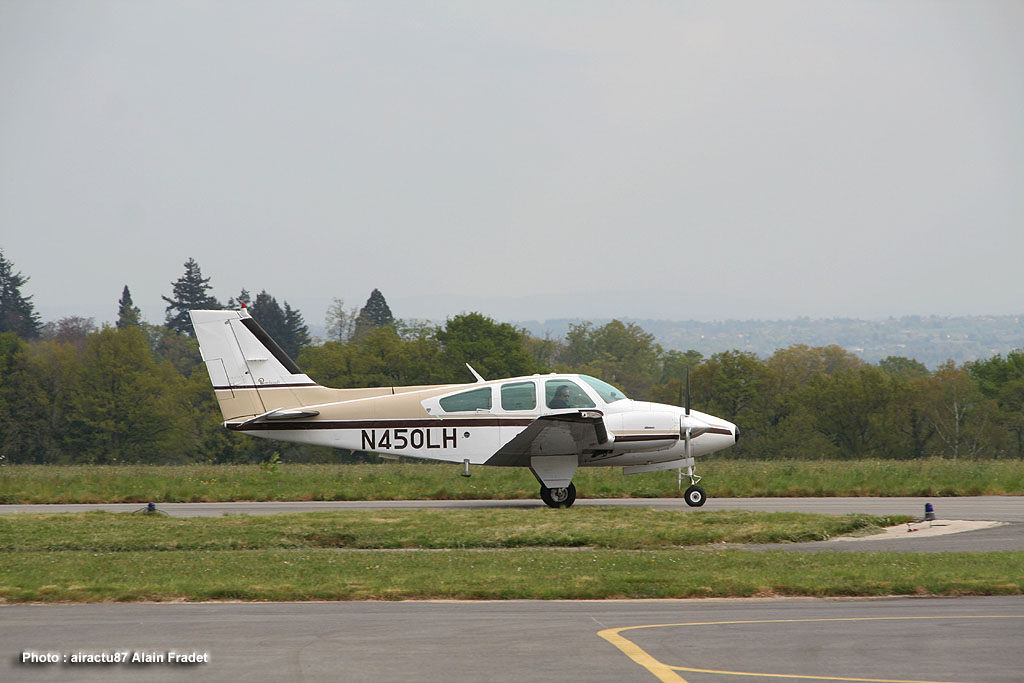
[189,309,320,422]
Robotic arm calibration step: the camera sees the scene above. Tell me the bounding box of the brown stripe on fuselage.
[213,383,321,390]
[228,417,537,431]
[614,434,679,443]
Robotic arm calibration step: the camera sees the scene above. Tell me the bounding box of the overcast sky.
[1,1,1021,329]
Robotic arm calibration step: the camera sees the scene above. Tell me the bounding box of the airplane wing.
[485,411,609,467]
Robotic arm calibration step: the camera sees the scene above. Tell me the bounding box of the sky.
[1,1,1022,330]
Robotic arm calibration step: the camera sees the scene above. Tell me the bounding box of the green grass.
[2,547,1020,603]
[0,509,911,551]
[1,509,1020,603]
[2,459,1023,504]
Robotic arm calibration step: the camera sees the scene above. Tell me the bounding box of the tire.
[540,482,577,508]
[684,484,707,507]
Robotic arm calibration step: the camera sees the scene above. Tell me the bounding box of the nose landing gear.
[682,462,706,507]
[684,483,706,507]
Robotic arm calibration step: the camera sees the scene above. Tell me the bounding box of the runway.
[3,494,1022,519]
[4,597,1023,682]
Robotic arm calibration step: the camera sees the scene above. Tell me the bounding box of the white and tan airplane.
[189,308,739,507]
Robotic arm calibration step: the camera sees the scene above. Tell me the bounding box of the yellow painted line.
[599,615,1024,683]
[598,627,687,683]
[668,665,969,682]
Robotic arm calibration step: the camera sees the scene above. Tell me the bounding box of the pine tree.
[227,288,251,309]
[354,288,394,337]
[248,290,288,341]
[283,302,311,356]
[0,249,42,339]
[116,285,142,329]
[162,258,221,336]
[245,291,310,359]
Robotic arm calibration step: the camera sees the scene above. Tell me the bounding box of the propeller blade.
[685,367,691,417]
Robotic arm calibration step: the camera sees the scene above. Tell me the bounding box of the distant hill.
[517,315,1024,368]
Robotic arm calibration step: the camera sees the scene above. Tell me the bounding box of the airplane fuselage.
[224,377,737,470]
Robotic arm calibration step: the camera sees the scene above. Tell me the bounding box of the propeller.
[678,367,710,489]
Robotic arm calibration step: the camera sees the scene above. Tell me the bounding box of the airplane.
[189,308,739,508]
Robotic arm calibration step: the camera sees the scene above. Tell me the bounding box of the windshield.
[579,375,629,404]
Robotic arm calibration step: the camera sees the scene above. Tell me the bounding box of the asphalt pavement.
[4,597,1023,682]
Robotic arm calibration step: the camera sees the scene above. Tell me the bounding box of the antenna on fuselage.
[466,363,486,383]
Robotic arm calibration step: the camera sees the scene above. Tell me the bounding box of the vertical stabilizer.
[189,309,318,420]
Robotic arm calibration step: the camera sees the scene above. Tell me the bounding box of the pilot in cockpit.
[548,385,571,409]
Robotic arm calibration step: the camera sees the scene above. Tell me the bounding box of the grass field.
[1,509,1020,602]
[0,509,911,550]
[2,459,1023,504]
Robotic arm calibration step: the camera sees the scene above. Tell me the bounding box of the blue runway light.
[924,502,935,522]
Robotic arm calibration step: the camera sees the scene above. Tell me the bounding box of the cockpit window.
[579,375,629,404]
[501,381,537,411]
[544,379,596,409]
[439,387,492,412]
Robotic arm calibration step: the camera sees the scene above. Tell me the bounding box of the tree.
[0,248,42,339]
[116,285,142,329]
[924,361,995,459]
[435,313,535,381]
[283,301,311,355]
[354,288,394,337]
[248,290,288,341]
[227,288,251,309]
[797,366,896,459]
[244,290,310,359]
[523,334,567,374]
[691,350,767,425]
[562,320,662,398]
[878,356,930,379]
[41,316,97,353]
[968,350,1024,458]
[325,297,359,342]
[0,333,52,463]
[68,326,187,463]
[162,258,221,336]
[23,336,89,463]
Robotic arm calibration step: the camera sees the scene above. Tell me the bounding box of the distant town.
[518,315,1024,368]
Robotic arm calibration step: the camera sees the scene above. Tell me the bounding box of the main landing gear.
[540,483,577,508]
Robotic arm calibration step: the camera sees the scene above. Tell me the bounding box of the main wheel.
[540,482,577,508]
[684,484,707,507]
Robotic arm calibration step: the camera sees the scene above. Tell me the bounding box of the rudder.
[189,309,318,421]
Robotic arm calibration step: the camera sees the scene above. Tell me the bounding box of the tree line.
[1,249,1023,464]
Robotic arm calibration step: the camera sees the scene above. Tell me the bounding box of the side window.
[545,380,596,409]
[501,381,537,411]
[439,387,492,412]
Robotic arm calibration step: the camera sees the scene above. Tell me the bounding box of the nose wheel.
[680,461,706,507]
[540,483,577,508]
[684,484,706,507]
